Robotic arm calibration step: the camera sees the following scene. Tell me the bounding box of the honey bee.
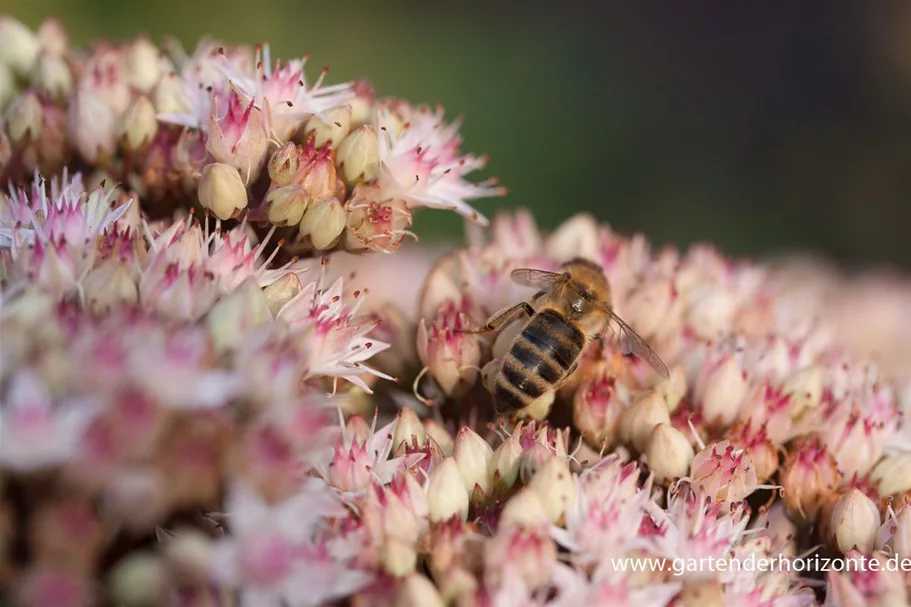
[465,257,669,412]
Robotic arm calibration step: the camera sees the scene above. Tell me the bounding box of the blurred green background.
[7,1,911,269]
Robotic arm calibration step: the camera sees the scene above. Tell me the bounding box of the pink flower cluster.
[3,14,911,607]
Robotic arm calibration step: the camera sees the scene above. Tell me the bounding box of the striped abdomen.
[494,309,585,412]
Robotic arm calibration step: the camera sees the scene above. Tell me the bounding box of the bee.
[465,257,669,412]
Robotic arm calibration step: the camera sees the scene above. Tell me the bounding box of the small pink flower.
[375,102,505,225]
[689,440,760,505]
[0,370,98,471]
[224,44,354,142]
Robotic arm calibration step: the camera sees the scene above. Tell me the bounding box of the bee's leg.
[552,362,579,391]
[463,302,534,334]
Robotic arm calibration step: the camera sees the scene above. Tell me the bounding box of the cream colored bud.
[397,573,445,607]
[198,163,248,220]
[0,16,39,76]
[29,52,72,101]
[427,457,469,522]
[700,356,748,429]
[423,419,453,456]
[82,259,138,314]
[380,539,417,578]
[37,18,68,56]
[305,105,352,148]
[153,73,187,115]
[108,551,168,606]
[263,272,302,316]
[520,442,553,484]
[160,529,213,582]
[5,90,42,145]
[118,96,158,152]
[453,427,494,500]
[830,488,880,554]
[871,454,911,498]
[655,365,687,413]
[781,366,823,420]
[393,407,426,452]
[266,185,308,226]
[488,435,523,494]
[336,125,379,187]
[126,37,162,92]
[499,487,550,527]
[528,457,576,523]
[206,279,271,353]
[268,142,301,186]
[299,197,346,250]
[69,89,117,163]
[645,423,695,485]
[619,391,671,453]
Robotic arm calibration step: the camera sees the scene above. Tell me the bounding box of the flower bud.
[393,407,426,452]
[646,423,694,485]
[781,366,823,421]
[305,105,353,148]
[619,391,671,454]
[206,278,271,353]
[108,551,168,607]
[160,529,213,583]
[499,487,550,527]
[29,52,73,101]
[0,16,40,76]
[268,142,301,186]
[206,91,269,181]
[262,272,302,316]
[266,184,309,226]
[153,72,186,115]
[336,124,379,187]
[198,163,248,220]
[68,88,117,163]
[528,457,575,523]
[870,454,911,500]
[349,80,376,125]
[488,435,523,495]
[380,538,417,578]
[299,197,346,250]
[427,457,469,523]
[453,427,494,501]
[397,573,445,607]
[779,437,841,523]
[423,419,453,456]
[696,354,748,431]
[520,442,553,484]
[5,90,43,145]
[118,96,158,152]
[573,369,628,449]
[37,18,68,56]
[885,505,911,558]
[654,365,687,413]
[830,488,880,554]
[125,37,162,93]
[687,285,737,340]
[82,259,138,314]
[417,301,481,397]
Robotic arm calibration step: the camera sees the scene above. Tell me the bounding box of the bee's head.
[560,257,611,304]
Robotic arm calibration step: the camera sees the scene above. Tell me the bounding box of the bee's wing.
[510,268,566,290]
[602,308,670,378]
